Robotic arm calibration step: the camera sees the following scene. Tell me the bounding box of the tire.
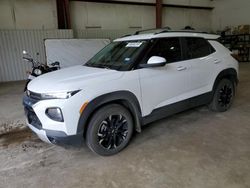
[209,78,235,112]
[86,104,133,156]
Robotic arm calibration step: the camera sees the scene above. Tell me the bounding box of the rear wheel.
[86,104,133,156]
[209,78,235,112]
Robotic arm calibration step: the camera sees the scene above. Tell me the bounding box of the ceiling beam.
[162,4,213,10]
[70,0,214,10]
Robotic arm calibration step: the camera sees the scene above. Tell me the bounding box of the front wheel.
[86,104,133,156]
[209,78,235,112]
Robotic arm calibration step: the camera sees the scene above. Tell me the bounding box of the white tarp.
[45,39,110,68]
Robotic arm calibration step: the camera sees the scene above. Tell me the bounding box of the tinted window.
[186,37,214,59]
[147,37,182,63]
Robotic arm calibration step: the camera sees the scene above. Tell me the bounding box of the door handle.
[214,59,221,64]
[177,66,187,71]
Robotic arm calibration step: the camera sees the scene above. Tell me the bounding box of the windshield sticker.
[126,42,143,48]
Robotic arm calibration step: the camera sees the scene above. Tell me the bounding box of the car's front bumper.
[23,94,84,147]
[27,122,51,143]
[27,122,83,146]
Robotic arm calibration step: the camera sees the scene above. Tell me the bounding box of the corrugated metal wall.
[0,30,73,82]
[0,29,137,82]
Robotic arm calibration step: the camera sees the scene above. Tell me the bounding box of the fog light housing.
[46,108,64,122]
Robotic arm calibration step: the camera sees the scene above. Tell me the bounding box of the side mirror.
[140,56,167,68]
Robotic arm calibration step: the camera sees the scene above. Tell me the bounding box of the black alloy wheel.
[97,114,129,149]
[86,104,133,156]
[209,78,235,112]
[218,84,233,108]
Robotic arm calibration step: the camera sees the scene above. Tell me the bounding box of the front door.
[139,37,190,116]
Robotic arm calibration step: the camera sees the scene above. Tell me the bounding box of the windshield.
[85,40,149,71]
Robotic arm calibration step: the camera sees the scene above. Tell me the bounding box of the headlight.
[41,90,81,99]
[34,69,42,76]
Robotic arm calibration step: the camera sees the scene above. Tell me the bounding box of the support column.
[56,0,71,29]
[156,0,162,28]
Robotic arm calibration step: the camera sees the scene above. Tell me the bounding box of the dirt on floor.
[0,65,250,188]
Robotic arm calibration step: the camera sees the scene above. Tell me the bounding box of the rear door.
[181,37,217,97]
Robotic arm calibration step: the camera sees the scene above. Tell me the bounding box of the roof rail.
[134,27,171,35]
[120,34,133,38]
[155,30,209,35]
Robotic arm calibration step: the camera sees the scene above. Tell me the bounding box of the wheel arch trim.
[77,91,142,136]
[212,68,238,91]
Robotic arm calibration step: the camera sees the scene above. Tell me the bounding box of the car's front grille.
[23,94,42,130]
[24,106,42,130]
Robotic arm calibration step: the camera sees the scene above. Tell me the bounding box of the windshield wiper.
[96,64,111,69]
[85,63,111,69]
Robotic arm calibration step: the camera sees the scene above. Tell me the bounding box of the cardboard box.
[232,27,239,35]
[223,26,236,35]
[238,25,250,34]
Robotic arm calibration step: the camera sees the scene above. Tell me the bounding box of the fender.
[212,68,238,91]
[77,91,142,136]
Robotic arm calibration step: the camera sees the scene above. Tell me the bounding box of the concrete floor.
[0,64,250,188]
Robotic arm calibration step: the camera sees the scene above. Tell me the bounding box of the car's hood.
[28,65,123,93]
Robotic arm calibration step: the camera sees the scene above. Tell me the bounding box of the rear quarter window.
[186,37,215,59]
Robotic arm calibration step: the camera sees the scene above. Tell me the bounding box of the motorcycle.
[22,50,60,91]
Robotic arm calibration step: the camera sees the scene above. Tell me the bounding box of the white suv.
[23,30,239,156]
